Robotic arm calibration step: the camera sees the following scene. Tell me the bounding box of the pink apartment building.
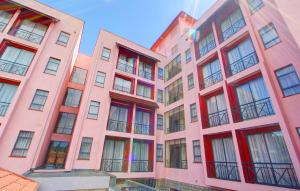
[0,0,300,190]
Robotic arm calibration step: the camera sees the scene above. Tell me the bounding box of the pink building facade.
[0,0,300,190]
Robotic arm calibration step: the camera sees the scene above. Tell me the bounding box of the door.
[45,141,69,169]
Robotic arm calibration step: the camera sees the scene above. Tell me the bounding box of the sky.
[38,0,217,55]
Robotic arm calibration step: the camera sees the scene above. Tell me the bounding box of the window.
[95,71,106,87]
[188,73,195,90]
[70,67,87,85]
[101,139,126,172]
[206,93,229,127]
[45,141,69,169]
[157,114,163,130]
[0,46,35,76]
[221,9,245,41]
[78,137,93,160]
[0,82,17,116]
[158,67,164,80]
[57,32,70,46]
[117,54,135,74]
[157,89,163,103]
[156,144,163,162]
[164,54,181,81]
[107,105,129,132]
[0,10,12,32]
[11,131,34,157]
[227,38,258,76]
[14,19,47,44]
[185,48,192,63]
[44,58,60,75]
[235,77,274,121]
[193,140,201,162]
[63,88,82,107]
[135,110,152,135]
[114,77,132,93]
[165,105,185,134]
[165,138,187,169]
[87,101,100,119]
[165,78,183,105]
[201,59,222,89]
[199,32,216,57]
[137,83,152,99]
[248,0,264,13]
[190,103,198,122]
[101,47,111,61]
[139,61,153,80]
[55,112,76,135]
[30,89,49,111]
[131,141,152,172]
[275,65,300,97]
[259,23,280,49]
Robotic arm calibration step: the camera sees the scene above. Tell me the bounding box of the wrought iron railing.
[139,70,152,80]
[107,119,131,133]
[0,102,10,117]
[199,40,216,57]
[206,109,229,128]
[114,84,131,93]
[207,161,240,181]
[131,160,153,172]
[227,52,258,76]
[0,21,8,32]
[242,162,300,189]
[165,159,187,169]
[200,70,223,90]
[134,123,153,135]
[232,97,275,122]
[101,159,128,172]
[117,62,134,74]
[0,59,29,76]
[165,124,185,134]
[222,18,245,41]
[14,28,44,44]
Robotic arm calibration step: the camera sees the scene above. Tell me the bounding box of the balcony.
[0,102,10,116]
[165,160,187,169]
[131,160,153,172]
[0,59,29,76]
[207,161,240,181]
[222,18,245,41]
[117,62,134,74]
[166,124,185,134]
[101,159,128,172]
[243,162,300,189]
[206,109,229,128]
[139,70,152,80]
[232,97,274,122]
[14,28,45,44]
[107,119,131,133]
[200,71,223,89]
[134,124,153,135]
[114,84,131,94]
[227,52,258,76]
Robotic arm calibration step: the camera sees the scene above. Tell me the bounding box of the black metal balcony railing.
[243,162,300,189]
[114,84,131,93]
[0,102,10,117]
[227,52,258,76]
[14,28,44,44]
[200,70,223,89]
[207,109,229,128]
[222,18,245,41]
[131,160,153,172]
[165,160,188,169]
[207,161,241,181]
[166,124,185,134]
[117,62,134,74]
[0,59,29,76]
[232,97,275,122]
[139,70,152,80]
[0,21,8,32]
[101,159,128,172]
[134,124,153,135]
[107,119,130,133]
[199,40,216,57]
